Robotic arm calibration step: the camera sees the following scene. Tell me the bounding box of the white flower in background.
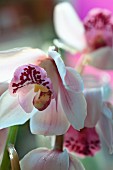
[54,2,113,70]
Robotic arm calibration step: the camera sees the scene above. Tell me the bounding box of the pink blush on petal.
[64,126,101,157]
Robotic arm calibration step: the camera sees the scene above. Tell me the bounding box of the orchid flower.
[83,68,113,153]
[83,66,111,126]
[64,126,101,157]
[20,148,85,170]
[72,0,113,19]
[64,68,113,156]
[54,2,113,70]
[0,47,86,136]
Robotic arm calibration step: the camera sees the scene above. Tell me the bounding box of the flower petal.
[98,111,113,154]
[102,102,113,119]
[69,153,85,170]
[64,126,100,157]
[53,2,86,51]
[30,98,70,136]
[49,50,87,129]
[65,67,84,91]
[48,49,66,83]
[0,47,47,82]
[0,82,8,95]
[0,91,34,129]
[90,47,113,70]
[18,86,36,113]
[48,50,84,92]
[20,148,69,170]
[60,83,87,130]
[84,88,103,127]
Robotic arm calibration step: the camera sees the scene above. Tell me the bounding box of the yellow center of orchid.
[33,84,51,111]
[34,84,49,93]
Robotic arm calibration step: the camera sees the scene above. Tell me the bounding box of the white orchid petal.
[0,91,34,129]
[90,47,113,70]
[49,50,83,91]
[53,2,86,51]
[84,88,103,127]
[0,47,46,82]
[102,103,113,119]
[65,67,84,91]
[20,148,69,170]
[48,49,87,130]
[30,98,69,135]
[0,82,8,95]
[48,50,66,83]
[98,113,113,154]
[18,85,35,113]
[69,153,85,170]
[60,86,87,130]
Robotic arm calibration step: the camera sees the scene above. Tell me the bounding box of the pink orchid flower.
[0,47,86,135]
[83,67,113,153]
[72,0,113,19]
[54,2,113,70]
[64,102,113,156]
[20,148,85,170]
[64,126,101,157]
[64,67,113,156]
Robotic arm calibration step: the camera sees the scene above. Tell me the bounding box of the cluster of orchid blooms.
[0,2,113,170]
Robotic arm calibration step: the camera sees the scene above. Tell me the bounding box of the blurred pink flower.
[54,2,113,70]
[64,126,101,157]
[72,0,113,19]
[64,67,113,156]
[20,148,85,170]
[84,9,113,51]
[0,47,86,135]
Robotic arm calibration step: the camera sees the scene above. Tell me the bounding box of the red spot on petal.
[10,64,52,94]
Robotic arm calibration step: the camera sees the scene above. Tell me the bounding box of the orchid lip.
[33,90,52,111]
[9,64,54,112]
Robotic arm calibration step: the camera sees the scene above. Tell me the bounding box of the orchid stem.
[75,54,91,75]
[54,135,64,151]
[0,125,18,170]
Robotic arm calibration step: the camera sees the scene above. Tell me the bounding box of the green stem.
[54,135,64,151]
[0,125,18,170]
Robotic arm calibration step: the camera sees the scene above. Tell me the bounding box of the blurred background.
[1,0,113,170]
[0,0,60,50]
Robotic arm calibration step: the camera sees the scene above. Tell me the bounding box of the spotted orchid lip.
[64,126,101,157]
[9,64,53,96]
[8,64,54,113]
